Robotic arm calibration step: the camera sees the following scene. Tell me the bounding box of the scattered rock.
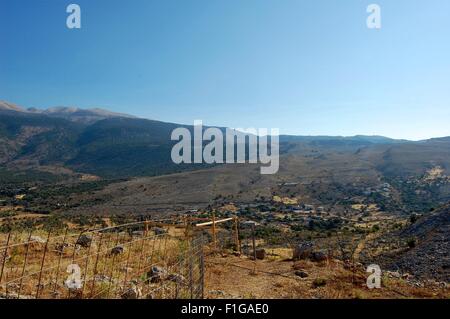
[255,248,266,260]
[94,274,111,283]
[414,282,424,288]
[110,245,125,256]
[386,271,401,279]
[311,250,327,262]
[132,231,144,237]
[76,235,92,248]
[293,242,314,260]
[121,285,142,299]
[402,273,412,280]
[153,227,167,235]
[294,270,309,278]
[438,282,447,289]
[55,243,69,254]
[147,266,168,283]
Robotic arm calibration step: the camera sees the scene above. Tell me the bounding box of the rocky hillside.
[373,205,450,281]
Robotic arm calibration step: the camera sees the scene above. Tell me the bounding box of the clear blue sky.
[1,0,449,140]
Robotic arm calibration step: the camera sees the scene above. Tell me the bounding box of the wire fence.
[0,214,263,299]
[0,220,205,299]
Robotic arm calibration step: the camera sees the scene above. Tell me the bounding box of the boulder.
[76,235,92,248]
[293,242,314,260]
[255,248,266,260]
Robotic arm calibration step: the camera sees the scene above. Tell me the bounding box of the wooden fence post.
[251,223,256,261]
[233,216,240,253]
[0,231,11,285]
[36,229,52,298]
[200,244,205,299]
[212,212,217,251]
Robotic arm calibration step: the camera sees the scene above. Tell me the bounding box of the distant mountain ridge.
[0,100,136,124]
[0,100,449,180]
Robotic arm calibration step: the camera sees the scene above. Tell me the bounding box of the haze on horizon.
[1,0,449,141]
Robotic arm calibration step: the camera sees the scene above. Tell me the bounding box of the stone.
[121,285,142,299]
[402,273,412,280]
[76,235,92,248]
[311,250,328,262]
[147,266,168,283]
[255,248,266,260]
[293,242,314,260]
[94,274,111,283]
[387,271,401,278]
[132,231,144,237]
[55,243,69,254]
[153,227,167,235]
[294,270,309,278]
[110,245,125,256]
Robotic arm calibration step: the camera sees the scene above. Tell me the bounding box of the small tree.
[407,237,417,249]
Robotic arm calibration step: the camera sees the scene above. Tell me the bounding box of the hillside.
[1,100,449,216]
[1,100,449,181]
[373,205,450,281]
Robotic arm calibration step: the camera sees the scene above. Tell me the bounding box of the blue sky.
[0,0,449,140]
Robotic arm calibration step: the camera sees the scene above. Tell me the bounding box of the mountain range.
[1,100,449,183]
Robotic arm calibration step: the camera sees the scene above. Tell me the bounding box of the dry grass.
[0,224,200,299]
[204,255,450,299]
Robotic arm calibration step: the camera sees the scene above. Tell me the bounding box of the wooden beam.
[195,217,234,227]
